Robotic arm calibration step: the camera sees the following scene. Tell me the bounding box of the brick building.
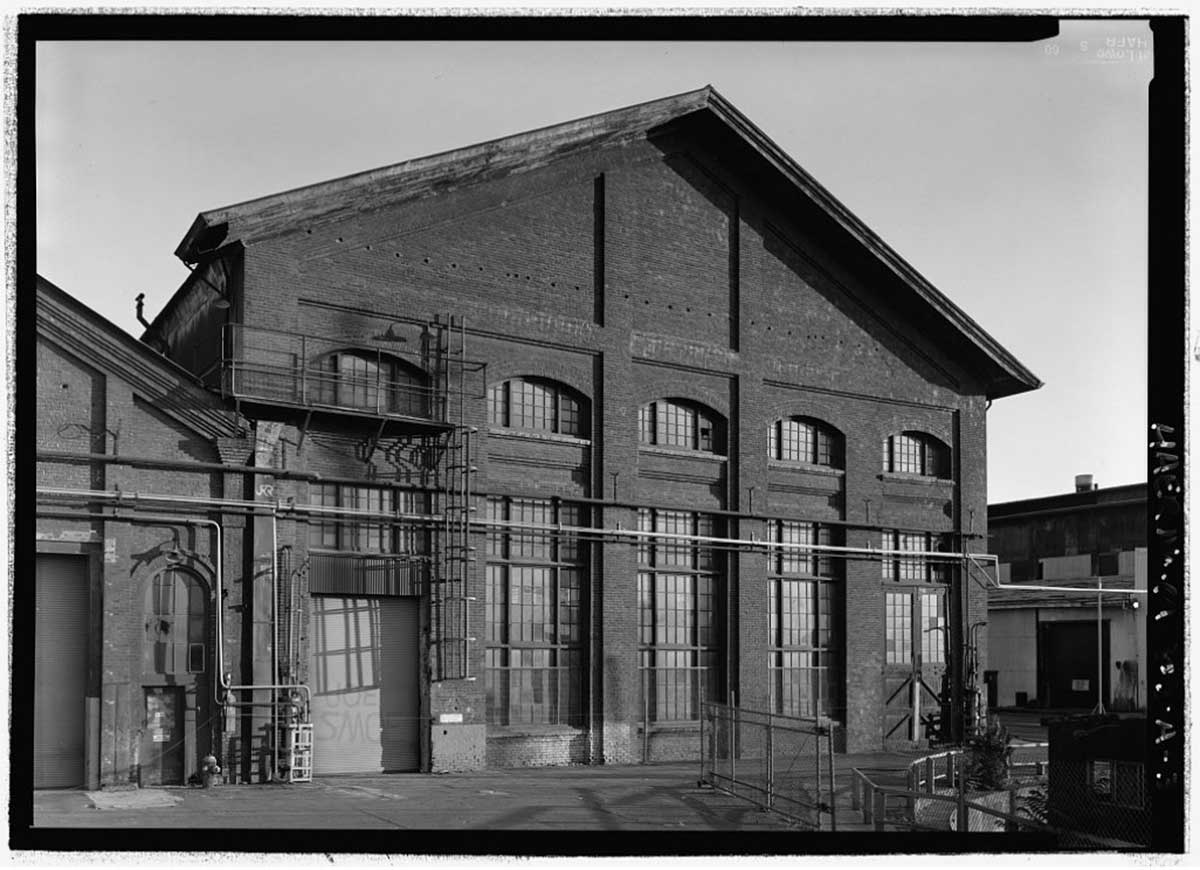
[36,87,1040,784]
[35,276,243,788]
[987,477,1147,712]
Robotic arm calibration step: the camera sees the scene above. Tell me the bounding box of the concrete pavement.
[34,763,810,831]
[31,754,925,832]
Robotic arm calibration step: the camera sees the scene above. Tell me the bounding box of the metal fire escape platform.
[210,321,484,440]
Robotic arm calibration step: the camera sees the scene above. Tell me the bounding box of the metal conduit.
[40,486,993,563]
[38,503,314,723]
[39,449,987,538]
[37,508,232,706]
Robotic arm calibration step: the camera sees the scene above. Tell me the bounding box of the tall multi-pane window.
[885,592,914,665]
[771,520,840,577]
[768,520,841,719]
[768,417,843,467]
[920,592,946,665]
[882,432,949,477]
[488,378,588,438]
[637,509,724,721]
[485,497,588,726]
[880,530,951,584]
[886,589,946,667]
[315,351,429,417]
[639,400,724,454]
[308,484,430,554]
[144,570,207,675]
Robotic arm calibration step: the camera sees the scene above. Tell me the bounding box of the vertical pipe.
[375,347,382,415]
[460,317,468,680]
[271,508,278,779]
[642,672,650,764]
[827,722,837,831]
[814,717,821,830]
[956,752,969,832]
[463,427,472,680]
[765,711,773,811]
[1096,579,1104,713]
[730,692,736,787]
[300,334,307,404]
[698,688,706,786]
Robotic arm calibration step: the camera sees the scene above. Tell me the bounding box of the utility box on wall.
[430,721,486,772]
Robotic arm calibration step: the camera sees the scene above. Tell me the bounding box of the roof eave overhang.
[173,85,1042,399]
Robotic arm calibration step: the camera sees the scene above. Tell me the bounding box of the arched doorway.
[141,567,211,785]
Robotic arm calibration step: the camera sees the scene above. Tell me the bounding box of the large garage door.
[34,554,89,788]
[309,596,420,774]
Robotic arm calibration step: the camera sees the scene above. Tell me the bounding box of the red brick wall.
[167,132,993,764]
[36,329,245,785]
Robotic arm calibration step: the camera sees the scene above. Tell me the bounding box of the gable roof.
[174,85,1042,400]
[37,275,240,441]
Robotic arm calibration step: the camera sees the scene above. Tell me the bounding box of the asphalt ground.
[30,752,924,834]
[20,750,1077,854]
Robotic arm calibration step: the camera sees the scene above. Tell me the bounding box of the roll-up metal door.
[34,554,89,788]
[309,596,420,774]
[379,598,420,771]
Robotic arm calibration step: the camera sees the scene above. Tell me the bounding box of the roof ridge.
[184,85,716,237]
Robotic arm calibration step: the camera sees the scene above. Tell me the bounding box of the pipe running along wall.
[35,499,311,717]
[40,485,995,564]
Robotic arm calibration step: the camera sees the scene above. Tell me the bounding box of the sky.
[34,21,1153,504]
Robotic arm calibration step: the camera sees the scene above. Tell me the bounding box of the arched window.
[768,417,844,467]
[639,399,725,454]
[487,377,589,438]
[314,350,430,417]
[883,431,950,478]
[143,569,207,675]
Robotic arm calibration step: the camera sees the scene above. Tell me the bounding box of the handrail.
[853,762,1057,834]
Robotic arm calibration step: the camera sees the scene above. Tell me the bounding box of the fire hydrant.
[200,755,221,788]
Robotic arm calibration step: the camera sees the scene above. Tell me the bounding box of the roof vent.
[1075,474,1096,493]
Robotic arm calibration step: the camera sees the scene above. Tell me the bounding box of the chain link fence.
[699,702,837,830]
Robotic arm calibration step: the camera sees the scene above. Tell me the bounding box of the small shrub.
[963,715,1013,791]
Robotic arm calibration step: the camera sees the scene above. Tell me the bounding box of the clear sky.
[35,22,1152,504]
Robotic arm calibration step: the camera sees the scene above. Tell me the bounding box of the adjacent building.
[986,476,1147,712]
[35,86,1041,786]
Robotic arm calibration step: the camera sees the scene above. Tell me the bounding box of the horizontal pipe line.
[39,489,991,562]
[38,449,983,539]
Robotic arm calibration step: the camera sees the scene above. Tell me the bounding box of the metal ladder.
[431,314,475,681]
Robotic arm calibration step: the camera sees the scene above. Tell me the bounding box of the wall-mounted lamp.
[373,323,408,343]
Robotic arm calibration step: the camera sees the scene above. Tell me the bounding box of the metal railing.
[849,742,1063,835]
[699,702,837,830]
[215,322,449,421]
[851,755,1057,834]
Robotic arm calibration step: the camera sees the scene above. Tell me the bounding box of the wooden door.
[883,589,948,748]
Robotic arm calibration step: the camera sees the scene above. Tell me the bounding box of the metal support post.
[956,753,969,832]
[814,718,822,830]
[826,724,837,831]
[765,712,774,811]
[642,674,650,764]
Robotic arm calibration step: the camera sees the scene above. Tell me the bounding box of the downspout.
[272,504,279,772]
[37,508,230,706]
[36,494,312,718]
